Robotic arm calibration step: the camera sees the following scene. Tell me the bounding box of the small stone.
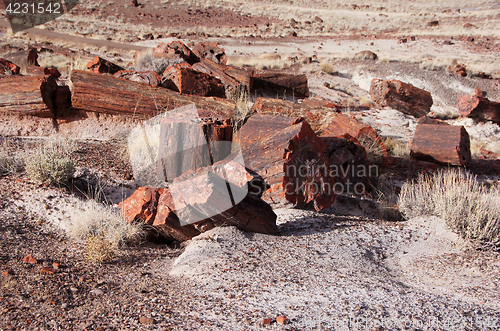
[2,269,14,276]
[90,289,104,295]
[52,262,60,270]
[139,316,155,324]
[23,254,37,264]
[262,318,273,325]
[276,315,289,325]
[39,267,55,274]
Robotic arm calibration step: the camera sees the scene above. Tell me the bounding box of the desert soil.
[1,0,500,330]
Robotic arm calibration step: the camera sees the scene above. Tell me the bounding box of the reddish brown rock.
[252,71,309,99]
[449,63,467,77]
[23,254,37,264]
[119,186,160,225]
[192,58,253,96]
[240,115,335,210]
[369,79,433,118]
[161,63,226,98]
[55,86,72,111]
[457,88,500,124]
[276,316,289,325]
[39,267,55,274]
[139,317,155,324]
[251,97,340,133]
[0,58,20,75]
[153,41,199,65]
[86,56,124,74]
[192,42,227,64]
[320,114,387,168]
[26,66,61,78]
[113,70,161,86]
[262,318,273,325]
[411,123,471,165]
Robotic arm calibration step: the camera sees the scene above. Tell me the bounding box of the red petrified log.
[70,70,236,118]
[25,66,61,78]
[252,71,309,98]
[192,42,227,64]
[411,123,471,165]
[321,114,387,167]
[113,70,161,86]
[192,58,253,95]
[0,58,20,75]
[239,114,335,210]
[0,75,58,117]
[161,63,226,98]
[457,88,500,124]
[251,97,340,133]
[153,41,199,65]
[370,79,433,118]
[320,133,372,195]
[86,56,124,74]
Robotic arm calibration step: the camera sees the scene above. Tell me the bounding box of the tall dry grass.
[399,168,500,250]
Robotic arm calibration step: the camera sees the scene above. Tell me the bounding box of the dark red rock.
[369,79,433,118]
[457,88,500,124]
[119,186,160,225]
[161,63,226,97]
[86,56,124,74]
[0,58,20,75]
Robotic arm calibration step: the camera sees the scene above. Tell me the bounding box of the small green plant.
[399,168,500,250]
[24,140,75,185]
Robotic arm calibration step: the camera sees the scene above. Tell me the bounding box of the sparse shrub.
[84,235,115,264]
[66,199,145,263]
[399,168,500,250]
[227,85,254,133]
[320,61,334,74]
[135,51,186,75]
[24,140,75,185]
[382,136,411,160]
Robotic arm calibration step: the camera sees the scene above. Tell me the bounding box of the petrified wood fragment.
[86,56,124,74]
[457,88,500,124]
[252,71,309,98]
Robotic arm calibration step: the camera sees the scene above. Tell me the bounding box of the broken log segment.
[70,70,236,119]
[370,79,433,118]
[192,42,227,65]
[0,58,20,75]
[457,88,500,124]
[0,75,58,117]
[86,56,124,74]
[161,63,226,98]
[251,97,340,133]
[321,114,387,169]
[411,123,471,165]
[320,133,372,196]
[252,71,309,99]
[113,70,161,87]
[192,58,253,96]
[153,41,199,65]
[240,115,335,211]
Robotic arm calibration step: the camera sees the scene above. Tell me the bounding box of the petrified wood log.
[0,58,20,75]
[192,42,227,64]
[239,115,335,210]
[252,71,309,98]
[156,108,233,183]
[320,133,372,196]
[154,41,199,65]
[321,114,387,168]
[70,70,236,118]
[370,79,433,118]
[411,123,471,165]
[457,88,500,124]
[120,156,277,242]
[192,58,253,96]
[0,49,38,70]
[26,66,61,78]
[161,63,226,98]
[0,75,57,117]
[86,56,124,74]
[251,97,340,132]
[113,70,161,86]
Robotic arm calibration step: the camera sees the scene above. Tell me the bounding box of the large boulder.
[457,88,500,124]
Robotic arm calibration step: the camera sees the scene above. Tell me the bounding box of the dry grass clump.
[24,140,76,185]
[399,168,500,250]
[66,199,145,263]
[0,142,23,176]
[382,136,411,160]
[227,56,291,70]
[319,61,334,74]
